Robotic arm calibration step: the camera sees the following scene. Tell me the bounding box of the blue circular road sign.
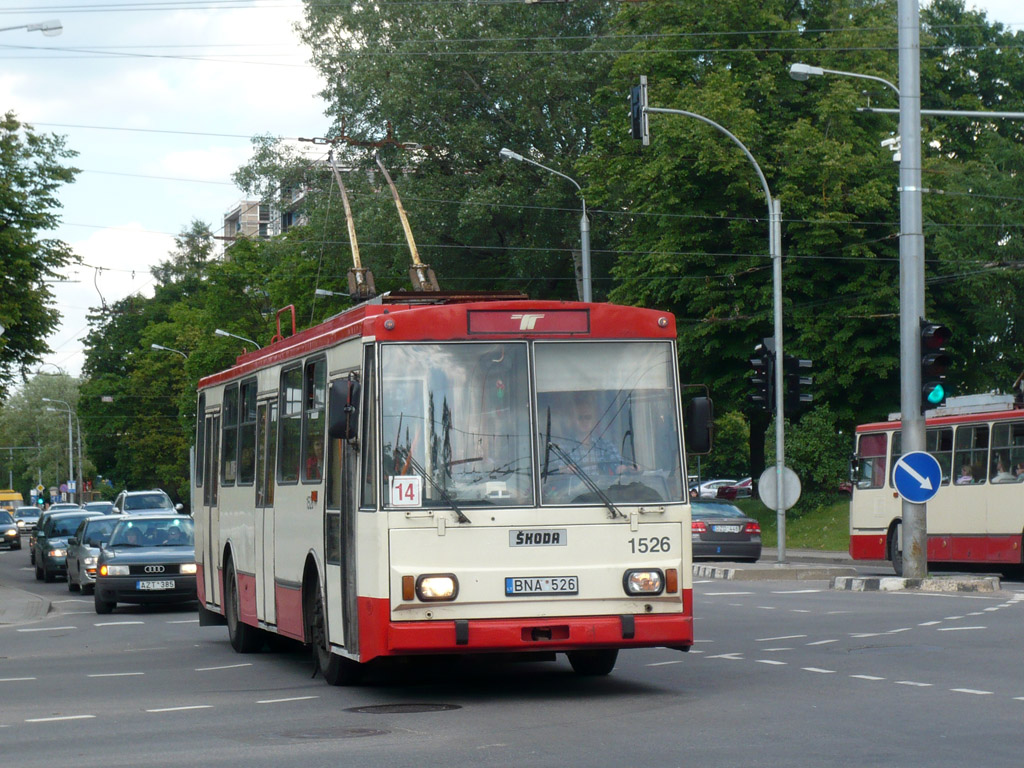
[892,450,943,504]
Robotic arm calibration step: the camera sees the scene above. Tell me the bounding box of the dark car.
[691,501,762,562]
[34,511,96,582]
[66,515,124,594]
[0,511,21,550]
[82,501,116,515]
[94,516,197,614]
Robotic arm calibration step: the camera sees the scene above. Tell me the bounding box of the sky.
[2,0,1021,379]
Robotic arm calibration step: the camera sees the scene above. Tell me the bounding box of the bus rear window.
[856,432,887,489]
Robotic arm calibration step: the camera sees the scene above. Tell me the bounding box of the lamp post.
[42,398,80,504]
[214,328,261,350]
[150,343,188,360]
[498,147,592,303]
[0,19,62,36]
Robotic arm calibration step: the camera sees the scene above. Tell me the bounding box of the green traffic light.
[926,384,945,405]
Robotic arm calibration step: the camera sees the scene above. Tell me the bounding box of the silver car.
[66,515,124,594]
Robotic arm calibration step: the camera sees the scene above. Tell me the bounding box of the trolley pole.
[898,0,927,579]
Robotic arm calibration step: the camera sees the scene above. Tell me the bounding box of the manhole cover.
[346,703,462,714]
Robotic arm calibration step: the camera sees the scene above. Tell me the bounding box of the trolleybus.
[850,393,1024,574]
[194,293,710,683]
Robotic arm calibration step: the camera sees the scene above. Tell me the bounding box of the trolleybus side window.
[203,413,219,506]
[238,378,257,485]
[856,432,887,489]
[953,425,988,485]
[990,421,1024,483]
[890,427,953,487]
[195,393,205,488]
[278,365,302,484]
[302,358,326,483]
[256,400,277,507]
[361,345,377,509]
[221,384,239,486]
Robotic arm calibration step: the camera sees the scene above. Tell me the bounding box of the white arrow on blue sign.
[893,451,943,504]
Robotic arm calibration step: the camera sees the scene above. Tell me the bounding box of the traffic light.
[748,339,775,412]
[784,355,813,413]
[630,76,649,146]
[920,319,952,412]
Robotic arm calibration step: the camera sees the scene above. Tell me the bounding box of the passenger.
[1016,462,1024,481]
[992,457,1014,483]
[306,438,323,481]
[956,464,974,485]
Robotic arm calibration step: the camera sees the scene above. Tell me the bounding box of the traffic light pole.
[898,0,927,579]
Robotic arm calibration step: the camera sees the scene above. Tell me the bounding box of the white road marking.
[757,606,777,610]
[885,628,911,634]
[146,705,213,713]
[88,672,144,678]
[26,715,96,723]
[772,589,822,594]
[918,621,940,626]
[0,677,36,682]
[762,647,794,652]
[195,663,252,672]
[257,696,320,704]
[705,592,754,596]
[806,639,838,646]
[951,688,992,696]
[944,615,964,620]
[850,633,882,638]
[756,660,787,666]
[937,626,986,632]
[983,607,1000,612]
[790,609,811,613]
[706,653,744,660]
[756,634,806,642]
[850,675,885,681]
[17,626,75,633]
[896,681,933,687]
[94,621,145,627]
[802,667,835,674]
[966,612,984,616]
[166,619,199,624]
[646,660,685,667]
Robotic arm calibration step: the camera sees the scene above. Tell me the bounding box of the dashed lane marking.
[146,705,212,713]
[802,667,835,674]
[850,675,885,681]
[951,688,993,696]
[937,626,986,632]
[257,696,320,704]
[756,660,787,666]
[806,639,838,646]
[646,660,685,667]
[705,592,754,596]
[195,663,252,672]
[896,681,933,687]
[26,715,95,723]
[771,589,822,594]
[0,677,36,682]
[756,635,806,642]
[88,672,144,678]
[17,626,76,633]
[94,621,145,627]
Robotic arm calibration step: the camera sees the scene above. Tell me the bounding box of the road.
[2,542,1023,767]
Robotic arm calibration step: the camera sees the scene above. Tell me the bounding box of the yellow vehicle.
[0,489,25,513]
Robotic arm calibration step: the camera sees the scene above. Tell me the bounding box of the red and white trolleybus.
[850,393,1024,574]
[194,293,710,683]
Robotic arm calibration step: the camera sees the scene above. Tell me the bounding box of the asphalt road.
[2,541,1023,767]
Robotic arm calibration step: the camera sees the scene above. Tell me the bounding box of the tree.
[0,113,79,397]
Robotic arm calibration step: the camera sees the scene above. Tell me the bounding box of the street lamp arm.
[0,20,62,36]
[790,62,899,97]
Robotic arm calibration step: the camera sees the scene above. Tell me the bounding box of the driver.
[557,394,634,476]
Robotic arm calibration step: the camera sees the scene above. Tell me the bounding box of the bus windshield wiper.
[547,442,626,520]
[404,454,471,525]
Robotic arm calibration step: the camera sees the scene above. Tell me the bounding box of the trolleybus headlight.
[415,574,459,602]
[100,564,129,577]
[623,569,664,596]
[180,563,197,574]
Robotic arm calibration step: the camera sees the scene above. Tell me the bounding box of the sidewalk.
[0,584,51,625]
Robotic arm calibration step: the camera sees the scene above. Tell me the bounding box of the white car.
[696,479,738,499]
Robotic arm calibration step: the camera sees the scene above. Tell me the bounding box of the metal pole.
[771,198,786,563]
[75,412,83,504]
[579,201,592,303]
[898,0,927,579]
[65,410,74,503]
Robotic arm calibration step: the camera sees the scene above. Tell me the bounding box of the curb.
[0,586,52,625]
[694,564,859,582]
[831,575,1000,592]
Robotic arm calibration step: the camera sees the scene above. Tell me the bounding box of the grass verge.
[731,496,850,551]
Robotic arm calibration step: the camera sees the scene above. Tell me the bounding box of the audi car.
[690,501,762,562]
[94,515,197,614]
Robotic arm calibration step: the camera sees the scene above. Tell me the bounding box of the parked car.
[0,511,21,550]
[112,490,183,515]
[94,515,197,614]
[691,501,762,562]
[34,510,95,582]
[13,506,40,532]
[716,477,753,500]
[82,501,116,515]
[66,515,123,594]
[694,479,738,499]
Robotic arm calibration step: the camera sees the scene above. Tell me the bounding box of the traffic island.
[694,563,859,581]
[831,575,1000,592]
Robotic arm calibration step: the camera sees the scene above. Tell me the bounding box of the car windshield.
[0,511,13,524]
[83,518,119,546]
[110,518,194,547]
[123,493,173,511]
[691,503,745,519]
[50,515,91,536]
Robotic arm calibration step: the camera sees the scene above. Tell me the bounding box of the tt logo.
[511,313,545,330]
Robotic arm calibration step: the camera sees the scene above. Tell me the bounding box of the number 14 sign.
[390,475,423,507]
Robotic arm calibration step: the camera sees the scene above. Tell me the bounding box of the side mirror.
[175,503,185,513]
[68,537,78,547]
[329,379,361,440]
[684,396,714,455]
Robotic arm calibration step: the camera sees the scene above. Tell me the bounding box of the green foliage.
[701,410,749,478]
[0,113,79,397]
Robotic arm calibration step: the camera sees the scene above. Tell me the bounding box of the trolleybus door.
[202,413,220,606]
[326,377,360,652]
[256,400,278,624]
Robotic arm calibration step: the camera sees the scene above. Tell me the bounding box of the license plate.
[137,580,175,591]
[505,576,578,596]
[712,525,742,533]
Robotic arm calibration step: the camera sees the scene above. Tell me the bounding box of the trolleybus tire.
[304,574,362,686]
[888,522,903,576]
[225,560,263,654]
[566,648,618,676]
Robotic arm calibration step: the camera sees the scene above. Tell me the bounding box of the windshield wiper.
[546,442,626,520]
[403,453,471,525]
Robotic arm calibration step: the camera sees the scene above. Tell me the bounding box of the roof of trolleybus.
[856,404,1024,434]
[198,293,678,389]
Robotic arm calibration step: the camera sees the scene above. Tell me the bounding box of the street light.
[0,20,62,36]
[789,63,899,97]
[214,328,261,350]
[42,398,81,504]
[314,289,346,298]
[499,147,592,303]
[150,343,188,360]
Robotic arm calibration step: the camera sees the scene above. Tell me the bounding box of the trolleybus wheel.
[304,574,362,686]
[566,649,618,676]
[225,560,263,653]
[888,522,904,576]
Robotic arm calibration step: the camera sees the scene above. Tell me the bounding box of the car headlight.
[623,569,665,596]
[83,557,97,566]
[47,548,67,558]
[414,574,459,602]
[100,564,129,576]
[4,528,17,537]
[180,563,197,575]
